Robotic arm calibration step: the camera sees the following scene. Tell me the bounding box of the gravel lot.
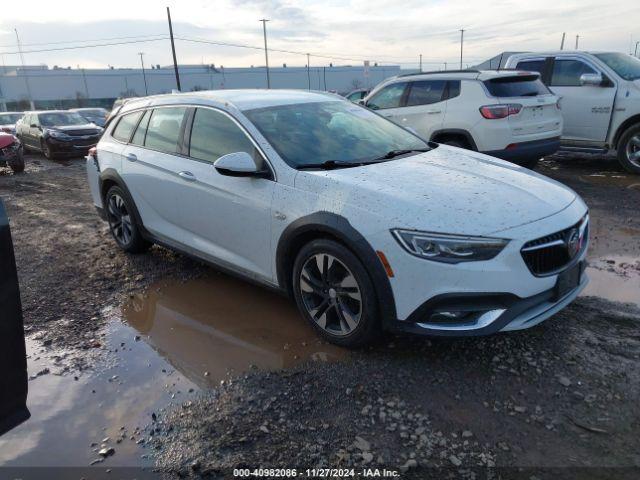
[0,153,639,478]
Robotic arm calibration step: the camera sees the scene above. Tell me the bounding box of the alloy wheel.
[299,253,362,336]
[625,134,640,168]
[107,193,133,246]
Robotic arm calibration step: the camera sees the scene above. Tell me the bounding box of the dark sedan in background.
[15,111,103,159]
[69,108,110,127]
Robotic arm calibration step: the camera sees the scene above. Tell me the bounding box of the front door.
[365,82,409,125]
[395,79,448,138]
[548,57,616,143]
[172,107,275,283]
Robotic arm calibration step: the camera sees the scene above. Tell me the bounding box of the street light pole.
[459,29,465,70]
[635,41,639,57]
[419,54,423,72]
[575,35,580,50]
[306,53,311,90]
[14,29,34,110]
[260,19,271,89]
[138,52,148,95]
[166,6,181,91]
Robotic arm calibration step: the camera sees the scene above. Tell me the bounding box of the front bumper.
[482,137,560,163]
[47,137,100,157]
[387,262,588,337]
[0,144,22,166]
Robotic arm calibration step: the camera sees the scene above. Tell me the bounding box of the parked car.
[482,51,640,174]
[361,70,562,168]
[70,107,110,127]
[344,88,370,103]
[87,90,588,347]
[0,198,30,436]
[0,132,24,173]
[0,112,24,135]
[16,110,103,159]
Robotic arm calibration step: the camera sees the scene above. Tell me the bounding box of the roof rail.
[397,69,480,77]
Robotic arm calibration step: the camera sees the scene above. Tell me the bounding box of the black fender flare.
[276,212,397,327]
[430,129,478,150]
[99,169,146,234]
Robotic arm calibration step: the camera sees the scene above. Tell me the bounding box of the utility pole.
[259,19,271,89]
[166,6,181,91]
[419,54,423,72]
[14,29,34,110]
[138,52,148,95]
[459,29,465,70]
[560,32,566,50]
[444,62,447,71]
[575,35,579,50]
[306,53,311,90]
[635,41,639,57]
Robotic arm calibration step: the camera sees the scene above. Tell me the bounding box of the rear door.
[398,79,448,138]
[0,199,30,436]
[483,74,561,137]
[546,56,616,142]
[120,107,188,242]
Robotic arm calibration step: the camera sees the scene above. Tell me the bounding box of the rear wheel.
[292,239,380,347]
[105,185,150,253]
[617,124,640,174]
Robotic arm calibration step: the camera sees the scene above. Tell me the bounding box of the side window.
[112,111,143,143]
[405,80,446,107]
[446,80,461,99]
[189,108,263,168]
[144,107,187,154]
[366,83,407,110]
[551,59,597,87]
[131,110,151,146]
[516,60,545,75]
[30,115,39,126]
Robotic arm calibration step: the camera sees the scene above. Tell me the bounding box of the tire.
[292,239,380,347]
[104,185,150,253]
[41,140,54,160]
[8,148,25,173]
[617,124,640,174]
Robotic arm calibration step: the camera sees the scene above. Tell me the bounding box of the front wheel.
[292,239,380,347]
[41,140,54,160]
[105,186,150,253]
[617,124,640,174]
[8,148,25,173]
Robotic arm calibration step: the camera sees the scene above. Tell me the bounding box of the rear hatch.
[484,74,560,136]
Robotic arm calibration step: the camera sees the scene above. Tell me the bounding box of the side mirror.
[357,99,365,105]
[579,73,604,87]
[214,152,270,178]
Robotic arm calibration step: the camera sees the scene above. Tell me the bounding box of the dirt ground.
[0,153,639,479]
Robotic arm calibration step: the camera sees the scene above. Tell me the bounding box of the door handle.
[125,153,137,162]
[426,110,442,114]
[178,171,196,181]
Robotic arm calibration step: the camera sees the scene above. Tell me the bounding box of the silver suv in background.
[481,51,640,174]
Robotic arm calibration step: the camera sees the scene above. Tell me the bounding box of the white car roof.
[119,89,341,114]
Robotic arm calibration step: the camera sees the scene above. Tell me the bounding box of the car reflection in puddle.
[122,273,348,387]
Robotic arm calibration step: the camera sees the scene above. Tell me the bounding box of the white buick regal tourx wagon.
[87,90,589,347]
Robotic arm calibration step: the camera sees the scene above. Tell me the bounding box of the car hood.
[294,146,577,237]
[0,132,16,149]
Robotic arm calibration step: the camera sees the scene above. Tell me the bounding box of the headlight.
[46,129,70,139]
[392,229,509,263]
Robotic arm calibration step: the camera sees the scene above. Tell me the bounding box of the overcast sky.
[1,0,639,70]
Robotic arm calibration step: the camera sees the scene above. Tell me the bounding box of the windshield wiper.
[296,160,365,170]
[373,148,431,161]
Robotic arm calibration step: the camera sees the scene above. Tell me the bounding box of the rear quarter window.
[483,75,551,97]
[112,111,143,143]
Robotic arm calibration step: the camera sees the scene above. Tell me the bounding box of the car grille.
[65,129,100,136]
[0,143,19,156]
[521,215,588,276]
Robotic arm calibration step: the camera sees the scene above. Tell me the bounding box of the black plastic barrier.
[0,198,30,436]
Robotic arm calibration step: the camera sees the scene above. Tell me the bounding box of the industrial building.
[0,63,401,111]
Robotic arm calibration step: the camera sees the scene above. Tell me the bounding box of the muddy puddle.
[582,210,640,308]
[0,272,347,467]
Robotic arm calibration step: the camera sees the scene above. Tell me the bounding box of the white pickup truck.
[480,51,640,174]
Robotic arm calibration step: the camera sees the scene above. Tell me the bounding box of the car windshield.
[39,112,89,126]
[243,101,429,168]
[594,52,640,81]
[0,113,22,124]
